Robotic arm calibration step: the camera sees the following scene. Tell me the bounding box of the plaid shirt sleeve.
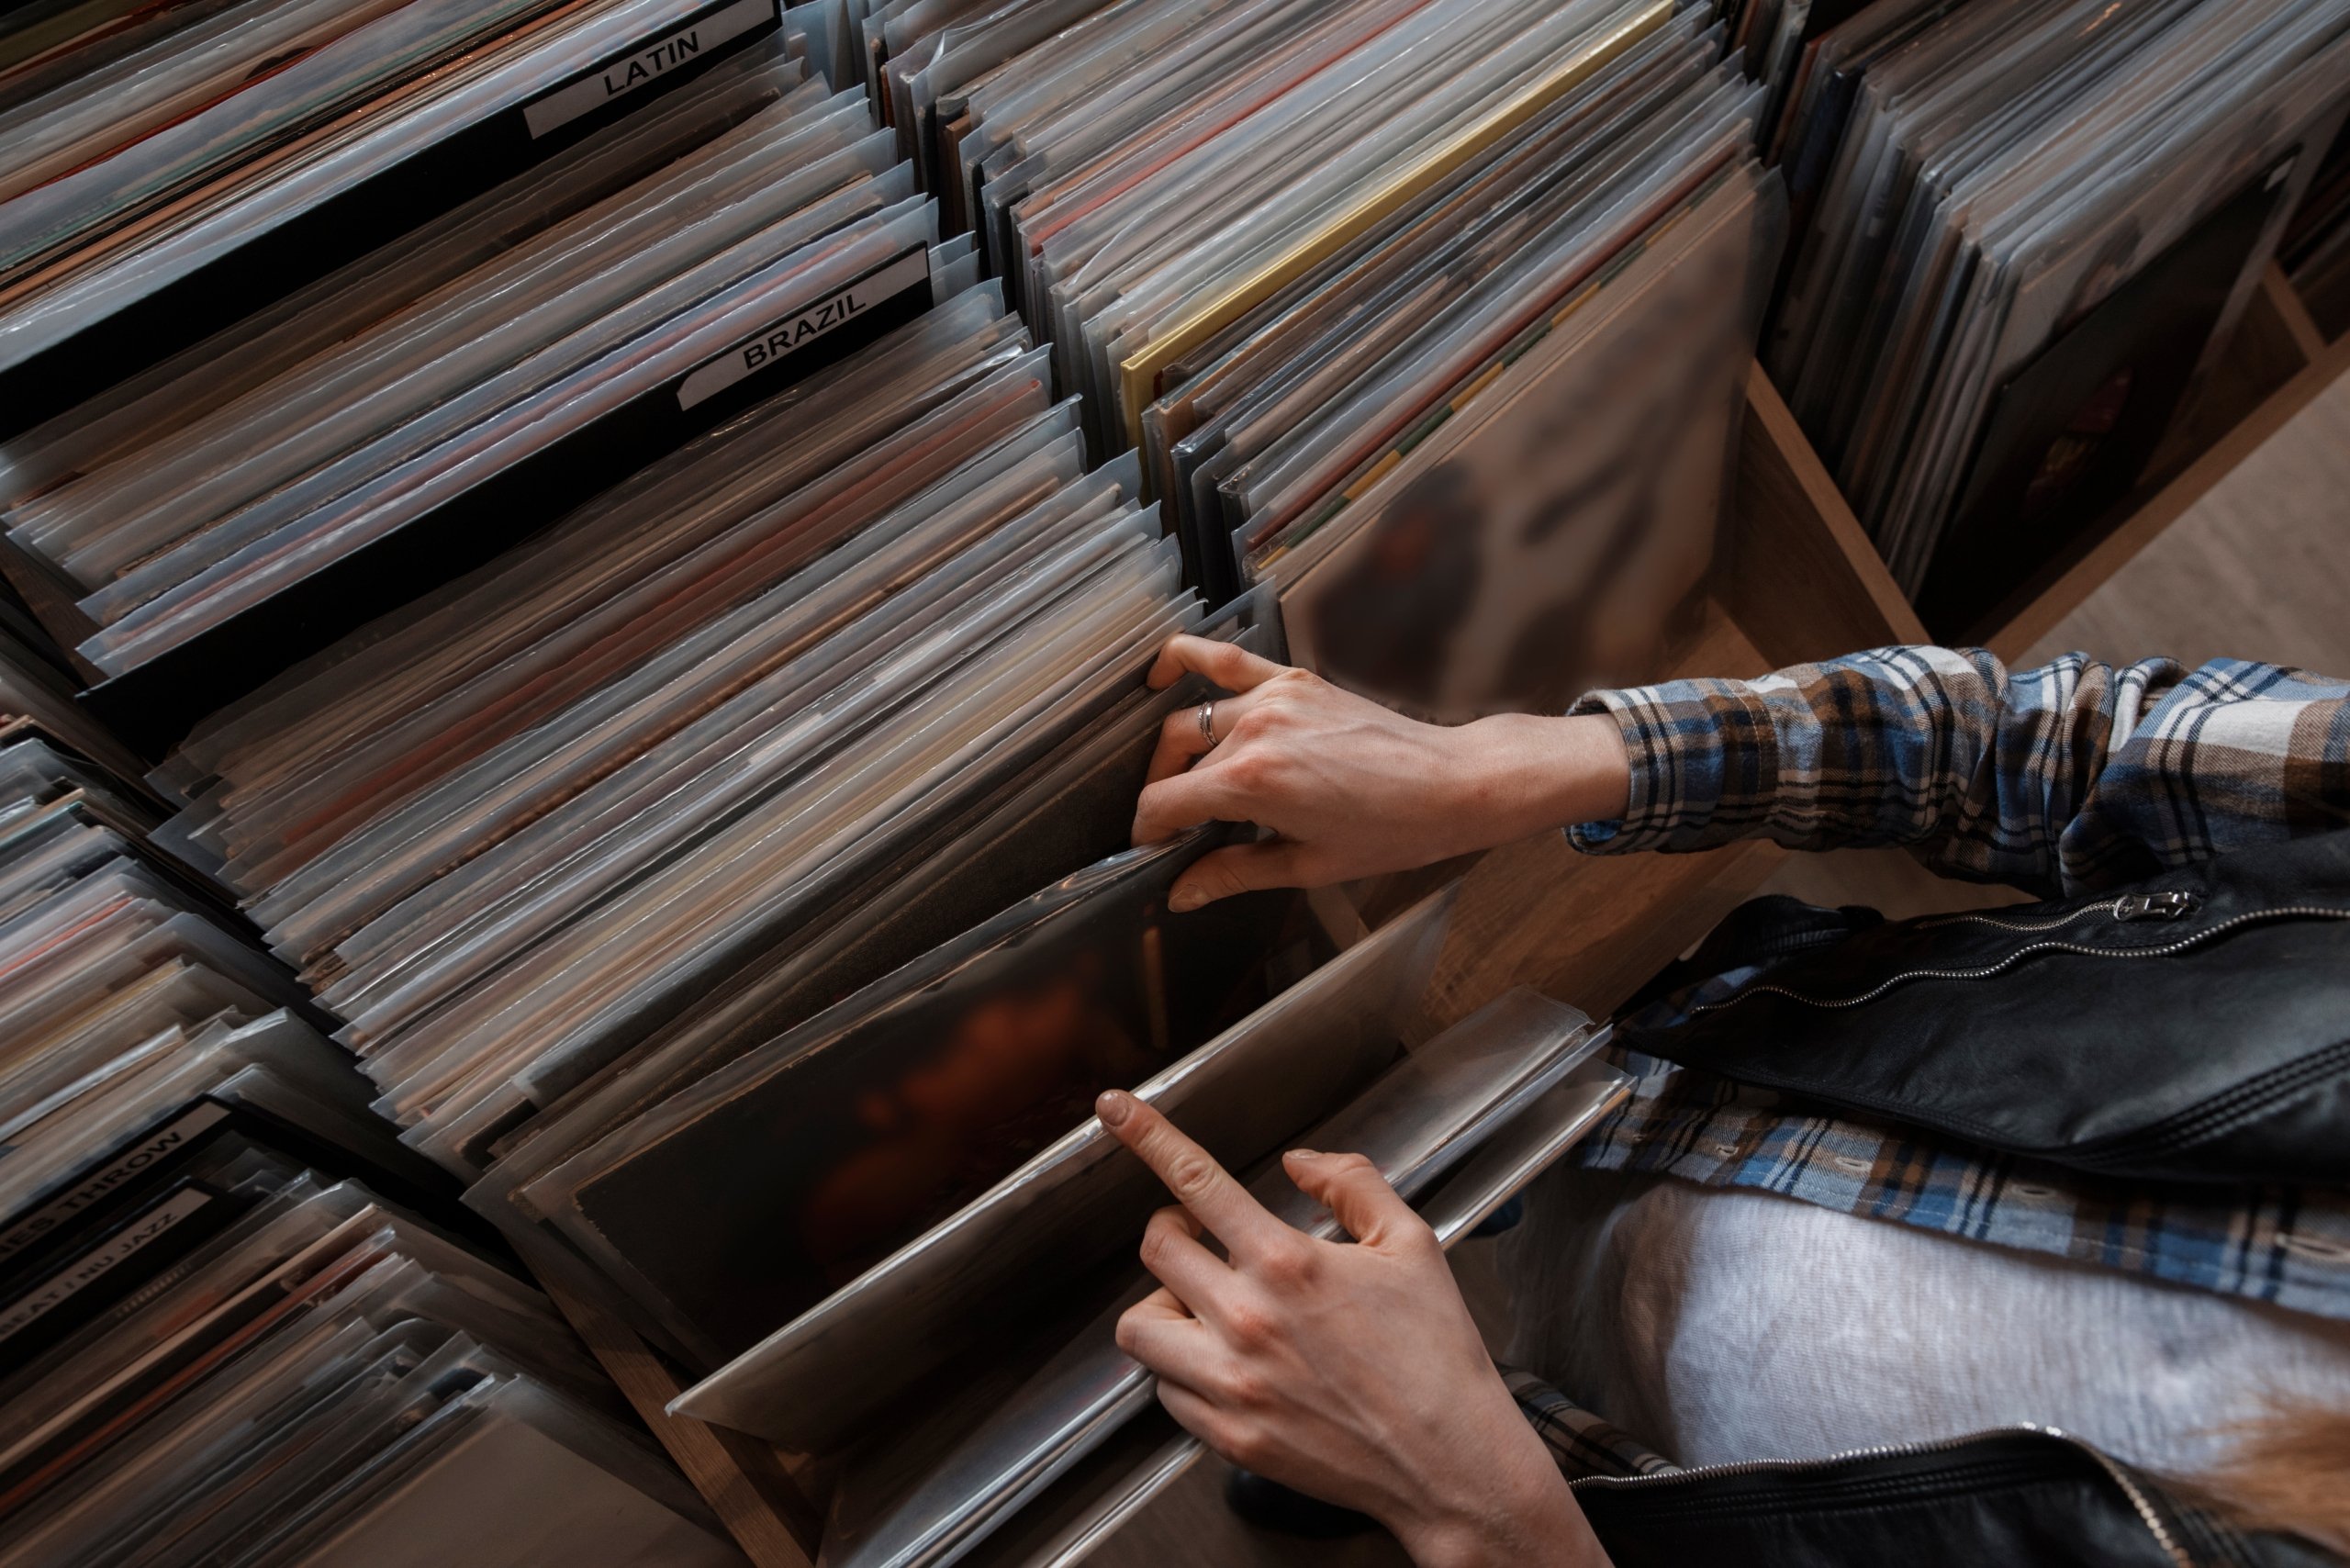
[1567,645,2350,896]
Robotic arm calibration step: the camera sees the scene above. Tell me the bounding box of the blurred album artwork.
[1281,169,1781,719]
[549,832,1324,1362]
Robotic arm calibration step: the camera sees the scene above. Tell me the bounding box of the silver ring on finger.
[1196,700,1217,747]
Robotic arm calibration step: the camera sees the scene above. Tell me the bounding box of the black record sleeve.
[1919,162,2290,635]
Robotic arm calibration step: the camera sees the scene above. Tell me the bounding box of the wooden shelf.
[1964,263,2350,661]
[536,261,2348,1568]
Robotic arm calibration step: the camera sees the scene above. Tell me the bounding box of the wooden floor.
[1082,370,2350,1567]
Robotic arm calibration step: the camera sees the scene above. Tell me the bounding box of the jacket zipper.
[1568,1424,2191,1568]
[1913,890,2198,933]
[1687,902,2349,1015]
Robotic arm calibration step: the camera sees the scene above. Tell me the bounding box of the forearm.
[1135,635,2347,908]
[1550,644,2288,896]
[1449,711,1632,847]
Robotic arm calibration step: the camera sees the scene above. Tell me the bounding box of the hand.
[1097,1089,1611,1568]
[1132,636,1630,911]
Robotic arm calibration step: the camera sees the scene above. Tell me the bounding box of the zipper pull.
[2114,890,2197,921]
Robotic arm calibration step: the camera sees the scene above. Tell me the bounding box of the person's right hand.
[1097,1089,1612,1568]
[1131,636,1630,911]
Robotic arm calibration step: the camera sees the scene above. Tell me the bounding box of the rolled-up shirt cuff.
[1562,686,1673,854]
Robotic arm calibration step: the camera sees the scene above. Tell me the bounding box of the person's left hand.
[1095,1089,1611,1568]
[1129,635,1628,913]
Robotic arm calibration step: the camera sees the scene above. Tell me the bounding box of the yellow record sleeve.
[1113,0,1672,448]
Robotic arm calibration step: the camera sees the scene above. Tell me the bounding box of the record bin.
[528,361,1919,1568]
[532,253,2349,1566]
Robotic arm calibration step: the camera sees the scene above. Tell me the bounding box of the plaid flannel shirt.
[1562,645,2350,1320]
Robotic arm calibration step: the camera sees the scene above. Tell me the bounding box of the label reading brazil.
[677,249,931,411]
[524,0,773,140]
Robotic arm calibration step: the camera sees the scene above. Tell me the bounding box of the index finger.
[1146,634,1284,694]
[1096,1090,1287,1260]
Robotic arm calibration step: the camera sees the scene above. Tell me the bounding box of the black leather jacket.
[1573,831,2350,1566]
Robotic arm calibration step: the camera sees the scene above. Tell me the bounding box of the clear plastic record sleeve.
[342,509,1186,1100]
[19,88,890,588]
[0,0,795,439]
[73,189,950,755]
[668,882,1451,1450]
[397,424,1125,1166]
[527,816,1315,1366]
[167,284,1033,899]
[0,1169,715,1567]
[1276,162,1782,717]
[1216,73,1762,577]
[0,0,420,209]
[1764,0,2350,615]
[459,600,1275,1329]
[79,180,934,664]
[1903,20,2350,619]
[310,371,1080,1048]
[804,988,1611,1568]
[223,1372,740,1568]
[1144,7,1720,585]
[253,370,1077,968]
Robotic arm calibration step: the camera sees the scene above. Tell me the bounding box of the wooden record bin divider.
[539,261,2350,1568]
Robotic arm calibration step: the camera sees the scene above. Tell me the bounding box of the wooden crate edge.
[543,1278,824,1568]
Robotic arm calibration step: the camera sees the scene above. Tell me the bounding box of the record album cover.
[1919,162,2291,634]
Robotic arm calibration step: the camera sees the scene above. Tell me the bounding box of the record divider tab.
[76,255,934,761]
[0,0,786,444]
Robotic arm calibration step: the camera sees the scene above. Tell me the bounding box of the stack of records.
[0,731,441,1234]
[0,37,957,746]
[1764,0,2350,632]
[37,0,2319,1560]
[1719,0,1874,149]
[0,613,148,798]
[157,275,1212,1191]
[0,729,735,1566]
[0,0,790,441]
[870,0,1784,717]
[0,1168,743,1568]
[654,950,1628,1568]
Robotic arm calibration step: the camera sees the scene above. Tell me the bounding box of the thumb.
[1282,1149,1424,1249]
[1168,840,1307,913]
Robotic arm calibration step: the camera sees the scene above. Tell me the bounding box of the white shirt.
[1498,1167,2350,1477]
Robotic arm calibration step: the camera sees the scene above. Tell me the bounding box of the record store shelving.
[5,1,2349,1564]
[569,265,2350,1568]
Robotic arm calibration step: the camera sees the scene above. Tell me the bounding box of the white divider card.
[677,243,934,409]
[525,0,783,138]
[0,0,790,442]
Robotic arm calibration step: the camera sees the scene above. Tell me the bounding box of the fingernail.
[1097,1090,1135,1127]
[1286,1148,1320,1161]
[1169,886,1205,913]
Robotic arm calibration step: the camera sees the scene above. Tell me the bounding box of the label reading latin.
[524,0,773,139]
[676,249,931,410]
[0,1187,214,1344]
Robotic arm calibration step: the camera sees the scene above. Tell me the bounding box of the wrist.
[1385,1427,1607,1568]
[1453,712,1631,845]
